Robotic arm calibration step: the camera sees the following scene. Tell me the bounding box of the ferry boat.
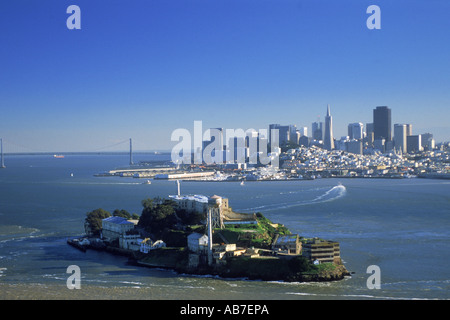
[53,154,64,158]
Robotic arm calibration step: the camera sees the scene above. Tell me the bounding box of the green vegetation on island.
[213,212,291,249]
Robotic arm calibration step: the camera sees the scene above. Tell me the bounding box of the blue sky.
[1,0,449,152]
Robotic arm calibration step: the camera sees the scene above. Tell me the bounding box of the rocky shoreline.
[139,258,351,283]
[68,238,351,283]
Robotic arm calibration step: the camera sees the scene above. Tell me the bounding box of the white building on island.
[168,194,230,214]
[187,233,209,253]
[101,216,137,241]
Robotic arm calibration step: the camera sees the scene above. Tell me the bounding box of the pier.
[95,167,180,178]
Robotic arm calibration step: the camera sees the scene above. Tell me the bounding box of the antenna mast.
[1,138,5,168]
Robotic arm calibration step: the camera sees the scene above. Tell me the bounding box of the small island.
[68,191,350,282]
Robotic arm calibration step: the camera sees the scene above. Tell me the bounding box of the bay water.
[0,154,449,300]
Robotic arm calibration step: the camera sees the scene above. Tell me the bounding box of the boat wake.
[239,184,347,212]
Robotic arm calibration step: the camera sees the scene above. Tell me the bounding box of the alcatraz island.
[69,181,350,282]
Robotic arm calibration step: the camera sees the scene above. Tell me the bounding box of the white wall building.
[168,194,229,214]
[102,216,136,241]
[187,233,209,253]
[394,124,408,153]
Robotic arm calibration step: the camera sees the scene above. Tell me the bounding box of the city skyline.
[0,103,444,154]
[1,1,450,152]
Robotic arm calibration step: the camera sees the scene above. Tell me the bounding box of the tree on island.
[84,208,111,236]
[113,209,139,220]
[137,197,203,238]
[137,198,178,236]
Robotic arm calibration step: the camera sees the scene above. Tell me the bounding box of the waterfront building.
[302,238,341,264]
[272,234,301,255]
[187,233,210,268]
[213,244,244,265]
[101,216,137,241]
[154,172,216,180]
[118,234,142,251]
[139,238,154,253]
[323,104,335,151]
[373,106,392,141]
[118,235,166,253]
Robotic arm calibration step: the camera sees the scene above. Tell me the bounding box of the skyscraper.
[421,133,435,151]
[406,124,413,136]
[269,124,280,145]
[298,126,308,137]
[365,123,374,146]
[394,124,408,153]
[323,104,335,151]
[269,124,293,146]
[348,122,364,140]
[373,106,392,141]
[288,124,297,143]
[407,135,422,153]
[312,121,323,141]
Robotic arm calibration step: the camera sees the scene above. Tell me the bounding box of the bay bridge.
[0,138,167,169]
